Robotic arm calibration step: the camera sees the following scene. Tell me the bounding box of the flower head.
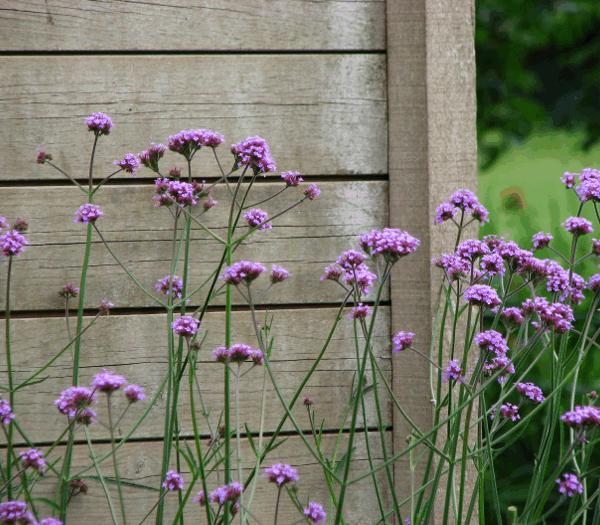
[162,470,184,491]
[463,285,501,309]
[13,218,28,233]
[99,300,114,315]
[499,307,524,327]
[561,172,575,188]
[91,369,127,394]
[348,303,371,320]
[358,228,420,263]
[37,149,52,164]
[442,360,464,383]
[0,230,28,257]
[171,316,200,337]
[124,384,146,403]
[0,399,15,425]
[138,143,166,172]
[231,136,276,174]
[214,344,264,366]
[54,386,98,424]
[208,482,243,506]
[303,183,321,201]
[156,275,184,298]
[560,405,600,429]
[113,153,140,175]
[0,218,8,230]
[281,171,303,187]
[58,282,79,299]
[304,502,326,525]
[204,196,218,210]
[532,232,553,250]
[271,265,291,283]
[263,463,299,485]
[392,331,414,353]
[474,330,508,357]
[220,261,266,285]
[516,382,545,403]
[490,403,520,421]
[244,209,271,230]
[556,473,583,497]
[562,217,593,236]
[40,518,63,525]
[0,501,30,524]
[74,204,103,224]
[434,202,457,224]
[86,112,114,135]
[20,448,46,475]
[193,491,205,506]
[169,129,224,160]
[341,263,377,295]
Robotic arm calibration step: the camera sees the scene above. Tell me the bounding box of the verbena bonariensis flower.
[86,112,114,135]
[358,228,420,263]
[209,482,244,505]
[171,315,200,337]
[304,502,327,525]
[231,136,276,174]
[341,263,377,295]
[263,463,299,485]
[124,384,146,402]
[36,148,52,164]
[434,202,457,224]
[91,369,127,394]
[592,239,600,256]
[463,285,501,309]
[20,448,46,474]
[99,300,114,315]
[271,265,291,283]
[40,518,63,525]
[220,261,266,285]
[0,501,30,523]
[281,171,303,187]
[69,478,89,494]
[589,274,600,293]
[156,275,184,298]
[522,297,574,333]
[561,172,575,188]
[138,143,166,172]
[113,153,140,175]
[169,129,225,160]
[392,331,414,353]
[490,403,520,421]
[193,490,206,506]
[14,217,28,233]
[480,253,505,277]
[556,473,584,497]
[576,178,600,202]
[213,344,264,365]
[0,217,8,229]
[516,382,545,403]
[560,405,600,428]
[499,307,524,327]
[432,253,471,281]
[434,189,488,225]
[244,209,271,230]
[304,396,314,406]
[484,355,514,383]
[471,203,489,223]
[0,229,28,257]
[74,204,103,224]
[474,330,508,357]
[532,232,553,250]
[562,216,593,236]
[320,264,345,282]
[54,386,98,423]
[455,239,490,261]
[0,399,14,425]
[348,303,370,319]
[58,282,79,299]
[204,196,218,210]
[162,470,184,491]
[442,360,464,383]
[303,183,321,201]
[336,250,367,269]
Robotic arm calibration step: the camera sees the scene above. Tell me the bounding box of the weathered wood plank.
[0,1,385,52]
[1,308,392,443]
[26,432,393,525]
[0,54,387,181]
[0,181,389,310]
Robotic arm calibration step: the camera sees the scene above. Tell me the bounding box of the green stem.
[4,255,14,499]
[108,395,128,525]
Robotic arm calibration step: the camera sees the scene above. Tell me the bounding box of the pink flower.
[392,331,414,353]
[58,282,79,299]
[20,448,46,474]
[303,183,321,200]
[124,384,146,402]
[54,386,98,424]
[348,303,371,319]
[271,265,291,283]
[231,136,276,174]
[36,149,52,164]
[156,275,184,298]
[263,463,299,485]
[91,369,127,394]
[442,360,464,383]
[171,316,200,337]
[358,228,420,263]
[562,217,593,236]
[86,112,114,135]
[138,143,166,172]
[0,230,28,257]
[220,261,266,285]
[99,300,114,314]
[74,204,103,225]
[304,502,326,525]
[281,171,303,187]
[0,399,15,425]
[162,470,184,491]
[169,129,224,160]
[463,285,501,309]
[556,473,583,497]
[244,209,271,230]
[532,232,553,250]
[516,382,545,403]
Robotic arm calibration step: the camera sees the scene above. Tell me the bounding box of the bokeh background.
[477,1,600,522]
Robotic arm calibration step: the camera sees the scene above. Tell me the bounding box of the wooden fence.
[0,1,477,523]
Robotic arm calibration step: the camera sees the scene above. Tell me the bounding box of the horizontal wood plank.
[1,308,392,443]
[0,54,387,181]
[0,181,390,310]
[26,432,393,524]
[0,1,385,52]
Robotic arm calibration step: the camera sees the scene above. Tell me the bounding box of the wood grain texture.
[0,0,385,52]
[0,181,388,310]
[0,309,392,443]
[24,432,393,525]
[0,54,387,181]
[387,0,478,522]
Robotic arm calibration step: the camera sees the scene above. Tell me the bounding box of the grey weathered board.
[0,1,385,51]
[0,181,390,310]
[0,309,392,443]
[0,55,387,181]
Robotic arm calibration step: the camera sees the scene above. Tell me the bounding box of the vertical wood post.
[387,0,478,522]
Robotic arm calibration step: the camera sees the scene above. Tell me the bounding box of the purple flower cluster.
[124,384,146,402]
[562,216,593,236]
[20,448,46,475]
[168,129,224,160]
[0,229,28,257]
[37,148,52,164]
[162,470,184,491]
[281,171,303,186]
[304,502,326,525]
[74,204,103,224]
[474,330,508,356]
[154,179,197,208]
[484,355,515,383]
[434,189,489,225]
[40,518,63,525]
[244,209,271,230]
[532,232,553,250]
[463,285,501,309]
[91,369,127,394]
[271,265,291,283]
[348,303,371,319]
[0,501,33,524]
[0,399,15,425]
[392,331,414,353]
[516,382,545,403]
[0,217,8,229]
[99,300,114,314]
[358,228,420,263]
[58,282,79,299]
[220,261,266,285]
[560,405,600,428]
[499,307,524,327]
[231,136,276,174]
[213,344,264,365]
[207,482,244,506]
[86,112,114,135]
[490,403,520,421]
[54,386,98,424]
[303,183,321,201]
[138,143,166,172]
[521,297,574,333]
[442,360,464,383]
[263,463,299,485]
[171,315,200,337]
[556,473,584,497]
[113,153,140,175]
[156,275,184,298]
